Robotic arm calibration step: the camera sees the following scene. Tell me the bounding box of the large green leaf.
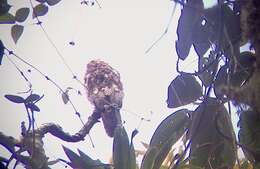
[113,126,135,169]
[190,98,236,168]
[141,109,190,169]
[238,110,260,163]
[15,8,30,22]
[141,146,159,169]
[0,13,15,24]
[167,74,202,108]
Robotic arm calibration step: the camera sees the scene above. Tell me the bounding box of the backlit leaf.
[148,109,190,169]
[15,8,30,22]
[11,24,24,44]
[0,13,15,24]
[167,74,202,108]
[33,4,48,18]
[4,94,25,103]
[141,146,158,169]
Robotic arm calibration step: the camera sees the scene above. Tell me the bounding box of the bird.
[84,60,124,137]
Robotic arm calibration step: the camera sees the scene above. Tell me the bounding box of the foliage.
[1,0,260,169]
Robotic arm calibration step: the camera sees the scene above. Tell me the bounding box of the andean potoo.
[84,60,124,137]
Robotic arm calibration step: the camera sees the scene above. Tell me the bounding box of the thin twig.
[145,2,177,54]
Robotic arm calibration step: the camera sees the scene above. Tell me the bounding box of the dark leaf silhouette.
[26,103,40,112]
[230,51,256,87]
[25,94,41,103]
[167,74,202,108]
[62,91,69,104]
[11,24,24,44]
[15,8,30,22]
[0,40,4,65]
[213,65,228,100]
[142,109,189,169]
[0,0,11,15]
[238,110,260,163]
[35,0,46,3]
[176,0,203,60]
[0,13,15,24]
[33,4,48,18]
[78,149,105,169]
[62,146,83,168]
[4,94,25,103]
[130,129,138,142]
[46,0,62,6]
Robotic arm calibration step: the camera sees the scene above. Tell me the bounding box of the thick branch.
[38,113,99,142]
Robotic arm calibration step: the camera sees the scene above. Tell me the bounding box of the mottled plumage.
[84,60,124,137]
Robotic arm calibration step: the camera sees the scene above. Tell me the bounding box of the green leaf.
[78,149,105,169]
[33,4,48,18]
[0,13,15,24]
[25,94,41,103]
[238,111,260,163]
[167,74,202,108]
[46,0,62,6]
[190,98,235,168]
[148,109,189,169]
[4,94,25,103]
[11,24,24,44]
[129,143,137,169]
[141,146,158,169]
[0,40,4,65]
[15,8,30,22]
[62,145,84,168]
[113,126,130,169]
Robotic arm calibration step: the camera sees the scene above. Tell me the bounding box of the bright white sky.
[0,0,220,168]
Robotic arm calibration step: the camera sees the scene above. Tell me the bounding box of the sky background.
[0,0,221,168]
